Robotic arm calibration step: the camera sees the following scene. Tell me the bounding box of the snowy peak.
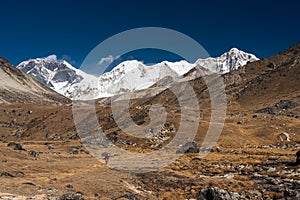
[196,48,259,74]
[17,48,259,100]
[17,55,87,97]
[95,60,194,97]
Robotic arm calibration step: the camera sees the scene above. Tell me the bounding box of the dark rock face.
[176,141,200,154]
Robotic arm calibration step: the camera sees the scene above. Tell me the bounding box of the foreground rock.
[57,192,84,200]
[176,141,200,154]
[115,193,139,200]
[196,188,245,200]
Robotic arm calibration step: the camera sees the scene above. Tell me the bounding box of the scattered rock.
[1,171,14,177]
[28,150,39,159]
[277,132,290,142]
[28,110,33,114]
[256,100,299,116]
[57,192,84,200]
[14,143,25,150]
[69,149,79,154]
[196,187,245,200]
[7,142,25,151]
[115,194,139,200]
[267,167,276,173]
[66,184,74,189]
[237,120,244,124]
[201,146,220,153]
[176,141,200,154]
[7,142,16,147]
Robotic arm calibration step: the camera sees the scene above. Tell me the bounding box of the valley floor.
[0,140,299,200]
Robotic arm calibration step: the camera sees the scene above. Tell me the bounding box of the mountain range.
[0,43,300,199]
[17,48,258,100]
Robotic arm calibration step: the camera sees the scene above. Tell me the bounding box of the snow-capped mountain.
[17,55,98,99]
[17,48,259,100]
[196,48,258,74]
[96,60,195,95]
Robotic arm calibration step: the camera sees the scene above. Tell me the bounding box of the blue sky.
[0,0,299,68]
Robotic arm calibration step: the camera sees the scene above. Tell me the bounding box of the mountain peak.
[228,47,240,52]
[225,47,254,57]
[18,48,259,100]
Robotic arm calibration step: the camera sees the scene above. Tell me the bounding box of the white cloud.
[98,55,120,66]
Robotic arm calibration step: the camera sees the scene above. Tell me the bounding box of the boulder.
[116,194,139,200]
[7,142,25,151]
[176,141,200,154]
[196,187,244,200]
[58,192,84,200]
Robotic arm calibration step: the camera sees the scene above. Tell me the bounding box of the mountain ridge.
[17,48,259,100]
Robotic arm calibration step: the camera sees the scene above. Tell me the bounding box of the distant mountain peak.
[195,48,259,74]
[228,47,240,53]
[18,48,259,100]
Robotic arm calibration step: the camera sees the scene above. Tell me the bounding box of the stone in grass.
[7,142,25,151]
[1,171,14,177]
[66,184,74,189]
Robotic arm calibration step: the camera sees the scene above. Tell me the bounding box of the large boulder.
[176,141,200,154]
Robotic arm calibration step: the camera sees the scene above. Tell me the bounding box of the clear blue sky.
[0,0,299,67]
